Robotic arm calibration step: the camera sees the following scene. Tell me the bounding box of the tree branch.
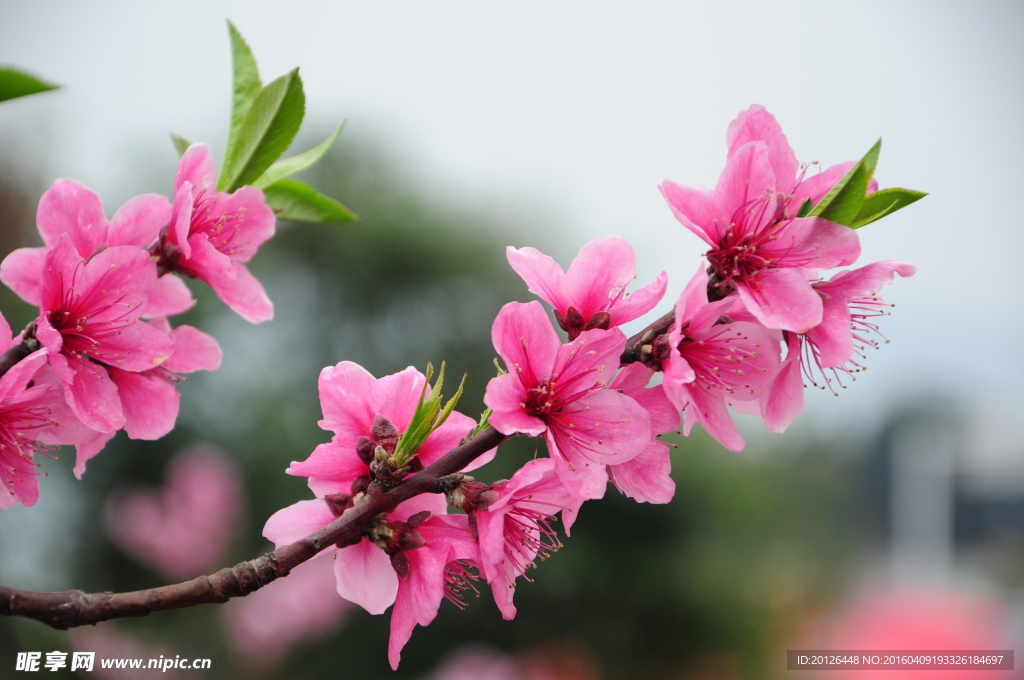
[619,308,675,367]
[0,426,509,630]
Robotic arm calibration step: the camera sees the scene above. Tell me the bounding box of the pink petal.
[491,301,560,384]
[144,274,196,318]
[548,437,609,501]
[737,268,824,333]
[90,317,175,373]
[726,105,799,195]
[561,236,636,317]
[263,499,337,547]
[334,538,399,615]
[107,193,171,248]
[760,217,861,272]
[816,260,917,301]
[792,161,855,209]
[681,384,745,452]
[287,441,368,495]
[60,356,125,433]
[370,367,427,432]
[484,372,546,437]
[505,246,568,310]
[36,179,108,255]
[659,180,719,246]
[175,144,216,193]
[609,440,675,504]
[415,411,492,470]
[764,342,806,433]
[170,183,194,258]
[714,141,777,236]
[202,186,275,263]
[71,429,117,479]
[0,247,47,306]
[318,362,377,441]
[389,493,448,523]
[109,368,179,440]
[0,348,47,403]
[808,299,854,368]
[202,260,274,324]
[163,325,222,373]
[610,269,668,326]
[549,388,651,466]
[552,326,626,387]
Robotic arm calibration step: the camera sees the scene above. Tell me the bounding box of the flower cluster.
[0,144,275,505]
[264,105,919,668]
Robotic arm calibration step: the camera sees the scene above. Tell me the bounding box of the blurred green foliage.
[0,134,873,680]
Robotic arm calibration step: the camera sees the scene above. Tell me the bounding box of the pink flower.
[105,445,244,580]
[264,493,477,670]
[506,236,667,340]
[606,363,680,505]
[287,362,492,499]
[459,458,574,620]
[0,315,59,509]
[660,267,780,451]
[660,105,862,333]
[156,144,276,323]
[222,553,352,669]
[764,261,916,432]
[34,237,175,434]
[0,178,194,318]
[484,301,653,500]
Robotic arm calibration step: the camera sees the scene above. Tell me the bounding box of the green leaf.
[262,179,356,223]
[0,66,58,103]
[809,139,882,226]
[170,133,192,157]
[848,187,927,229]
[219,68,306,192]
[254,122,345,189]
[223,21,262,175]
[796,198,813,218]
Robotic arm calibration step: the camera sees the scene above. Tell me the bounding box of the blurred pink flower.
[70,624,184,680]
[805,589,1011,680]
[222,553,352,668]
[105,445,244,580]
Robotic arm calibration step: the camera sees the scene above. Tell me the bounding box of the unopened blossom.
[287,362,492,499]
[484,301,653,500]
[660,105,862,333]
[454,458,574,619]
[155,144,276,323]
[34,237,174,434]
[105,445,244,580]
[0,178,194,318]
[507,236,667,340]
[660,267,780,452]
[764,261,916,432]
[606,363,680,505]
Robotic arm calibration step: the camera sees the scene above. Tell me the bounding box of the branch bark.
[619,308,675,367]
[0,426,508,630]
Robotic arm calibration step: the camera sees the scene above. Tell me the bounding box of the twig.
[0,426,508,630]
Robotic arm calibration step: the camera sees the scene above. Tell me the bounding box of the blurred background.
[0,1,1022,678]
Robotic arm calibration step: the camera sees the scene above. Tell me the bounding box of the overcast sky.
[0,0,1021,440]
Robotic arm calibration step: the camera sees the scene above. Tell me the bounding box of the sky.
[0,0,1021,440]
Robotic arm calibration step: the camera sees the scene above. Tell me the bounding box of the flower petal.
[334,538,399,615]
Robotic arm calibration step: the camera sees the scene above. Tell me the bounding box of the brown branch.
[0,334,38,381]
[0,426,508,630]
[619,308,675,367]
